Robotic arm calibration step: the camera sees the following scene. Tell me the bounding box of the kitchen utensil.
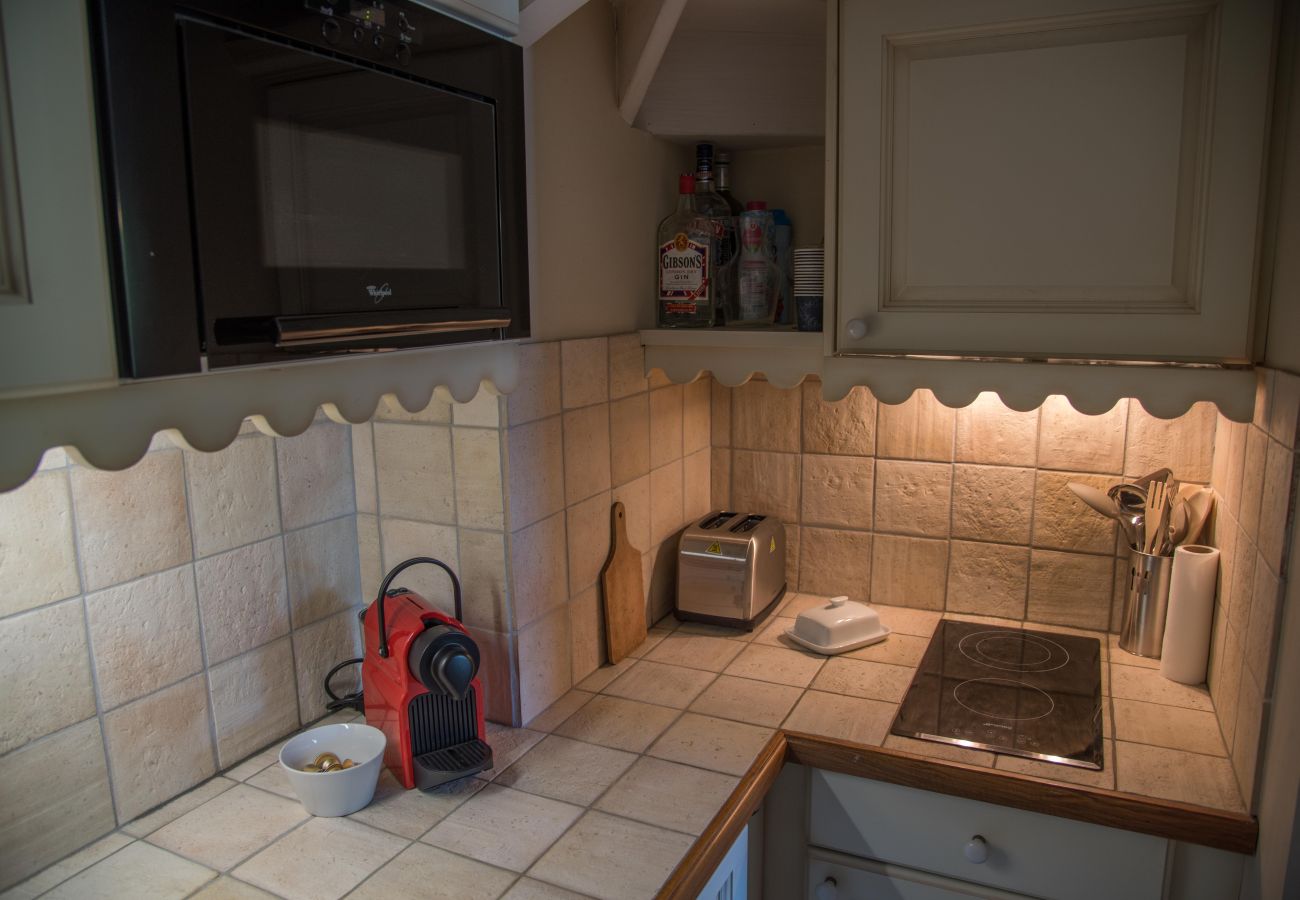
[1108,484,1146,548]
[1183,488,1214,545]
[676,511,786,629]
[360,557,493,791]
[1120,548,1174,658]
[1168,498,1189,547]
[1134,467,1173,489]
[1143,480,1169,555]
[1068,482,1118,519]
[785,596,890,655]
[601,502,647,663]
[1110,483,1147,512]
[279,723,386,816]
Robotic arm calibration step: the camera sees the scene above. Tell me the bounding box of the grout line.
[61,463,124,828]
[17,833,142,899]
[0,507,365,632]
[1024,400,1046,624]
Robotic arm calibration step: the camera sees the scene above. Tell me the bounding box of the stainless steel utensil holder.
[1119,548,1174,658]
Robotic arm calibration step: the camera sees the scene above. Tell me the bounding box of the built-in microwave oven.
[90,0,528,378]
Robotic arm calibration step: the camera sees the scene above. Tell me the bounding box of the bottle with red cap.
[656,174,716,327]
[734,200,778,325]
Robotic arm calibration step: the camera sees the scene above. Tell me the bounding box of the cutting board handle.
[601,501,647,665]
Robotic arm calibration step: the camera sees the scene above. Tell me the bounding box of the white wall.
[525,0,682,340]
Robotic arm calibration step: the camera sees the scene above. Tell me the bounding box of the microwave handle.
[273,308,511,347]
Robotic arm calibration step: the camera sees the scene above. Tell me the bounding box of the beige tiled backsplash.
[352,334,712,733]
[712,380,1224,633]
[0,420,363,889]
[2,339,1297,892]
[1207,369,1300,808]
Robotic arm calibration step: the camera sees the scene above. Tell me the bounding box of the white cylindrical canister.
[1159,544,1221,684]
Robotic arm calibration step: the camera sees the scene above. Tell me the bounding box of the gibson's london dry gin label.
[659,232,709,309]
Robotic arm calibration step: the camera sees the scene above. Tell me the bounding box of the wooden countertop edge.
[656,730,1258,898]
[657,731,788,900]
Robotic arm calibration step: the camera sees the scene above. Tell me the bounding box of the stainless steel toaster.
[676,511,787,630]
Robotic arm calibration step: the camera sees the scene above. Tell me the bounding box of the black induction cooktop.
[891,620,1104,770]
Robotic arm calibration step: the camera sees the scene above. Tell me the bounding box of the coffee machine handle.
[374,557,463,658]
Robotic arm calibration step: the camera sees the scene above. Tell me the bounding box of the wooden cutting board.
[601,501,646,664]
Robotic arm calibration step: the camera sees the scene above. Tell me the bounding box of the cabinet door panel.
[809,849,1033,899]
[833,0,1274,361]
[809,771,1167,900]
[0,0,117,393]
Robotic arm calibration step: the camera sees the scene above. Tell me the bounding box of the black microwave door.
[179,19,502,364]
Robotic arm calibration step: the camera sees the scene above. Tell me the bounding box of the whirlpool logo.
[366,283,393,303]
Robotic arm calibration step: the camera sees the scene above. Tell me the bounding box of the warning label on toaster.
[706,542,722,555]
[770,537,776,553]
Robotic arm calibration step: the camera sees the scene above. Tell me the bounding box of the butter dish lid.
[785,596,890,655]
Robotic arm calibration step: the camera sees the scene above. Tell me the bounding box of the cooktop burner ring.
[957,630,1070,673]
[952,677,1056,721]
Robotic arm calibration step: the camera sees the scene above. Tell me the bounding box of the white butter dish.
[785,596,890,655]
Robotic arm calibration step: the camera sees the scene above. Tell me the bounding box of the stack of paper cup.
[1159,544,1221,684]
[793,248,824,332]
[793,248,824,297]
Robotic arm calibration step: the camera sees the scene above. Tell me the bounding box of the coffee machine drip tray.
[891,620,1104,770]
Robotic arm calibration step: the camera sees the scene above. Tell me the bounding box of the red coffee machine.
[360,557,493,790]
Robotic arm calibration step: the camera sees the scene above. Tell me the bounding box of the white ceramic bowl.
[278,723,386,817]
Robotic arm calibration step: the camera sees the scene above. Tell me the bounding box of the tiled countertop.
[5,595,1250,900]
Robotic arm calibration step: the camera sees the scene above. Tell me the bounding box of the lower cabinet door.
[809,847,1033,900]
[809,771,1167,899]
[697,824,749,900]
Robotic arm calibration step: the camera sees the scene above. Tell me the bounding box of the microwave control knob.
[964,835,989,864]
[352,26,364,43]
[320,17,341,44]
[395,42,411,65]
[372,32,386,50]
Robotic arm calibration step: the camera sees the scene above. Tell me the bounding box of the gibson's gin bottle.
[657,174,715,327]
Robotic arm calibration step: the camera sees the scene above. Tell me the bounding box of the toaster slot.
[729,515,767,534]
[680,546,748,564]
[699,511,738,530]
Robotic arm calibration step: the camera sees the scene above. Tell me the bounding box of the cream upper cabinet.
[0,0,118,394]
[830,0,1276,362]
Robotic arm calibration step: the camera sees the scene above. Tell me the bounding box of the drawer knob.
[814,877,838,900]
[964,835,989,864]
[846,318,868,340]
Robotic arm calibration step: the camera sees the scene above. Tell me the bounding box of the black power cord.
[324,657,365,713]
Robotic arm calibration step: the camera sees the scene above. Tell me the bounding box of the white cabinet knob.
[964,835,989,864]
[814,876,838,900]
[846,318,868,340]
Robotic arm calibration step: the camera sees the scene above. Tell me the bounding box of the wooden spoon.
[1182,488,1214,545]
[1068,482,1118,520]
